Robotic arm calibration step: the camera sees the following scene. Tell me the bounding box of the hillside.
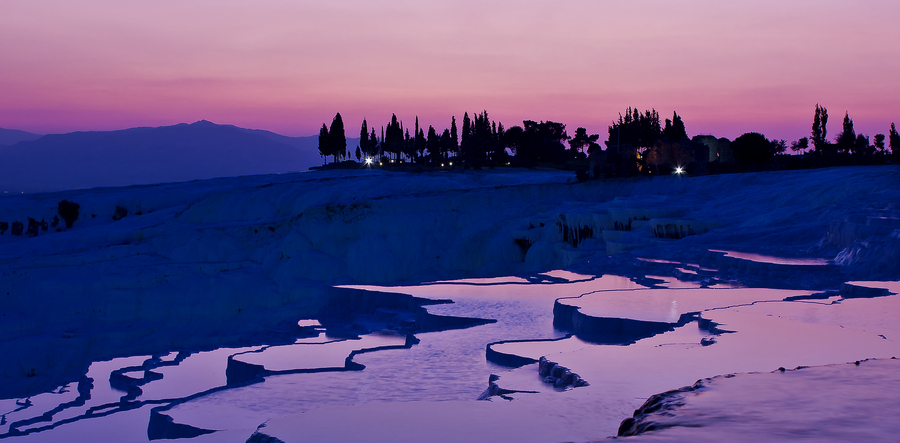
[0,127,42,146]
[0,166,898,441]
[0,120,355,193]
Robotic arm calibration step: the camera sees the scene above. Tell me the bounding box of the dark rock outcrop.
[538,357,588,389]
[476,374,539,401]
[617,379,705,436]
[147,410,216,440]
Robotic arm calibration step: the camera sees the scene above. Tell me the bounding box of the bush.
[112,205,128,221]
[731,132,774,167]
[58,200,80,229]
[26,218,39,237]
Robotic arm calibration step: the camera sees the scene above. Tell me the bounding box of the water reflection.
[710,249,831,266]
[5,274,900,441]
[0,286,500,441]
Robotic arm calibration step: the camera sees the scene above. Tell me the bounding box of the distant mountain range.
[0,128,42,146]
[0,121,356,193]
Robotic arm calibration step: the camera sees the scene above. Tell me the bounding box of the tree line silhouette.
[317,110,579,169]
[316,105,900,178]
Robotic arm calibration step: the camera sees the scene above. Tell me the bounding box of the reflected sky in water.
[3,273,899,441]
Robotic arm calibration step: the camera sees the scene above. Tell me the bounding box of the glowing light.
[675,167,684,175]
[364,158,373,165]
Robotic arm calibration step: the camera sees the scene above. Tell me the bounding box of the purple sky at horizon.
[1,0,898,142]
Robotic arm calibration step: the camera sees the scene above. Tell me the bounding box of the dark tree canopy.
[873,133,886,153]
[836,112,856,154]
[329,112,346,163]
[317,123,330,163]
[504,125,525,158]
[312,103,894,175]
[791,137,809,153]
[508,120,569,164]
[731,132,774,166]
[889,123,899,159]
[369,129,379,158]
[460,112,471,156]
[460,110,505,165]
[569,127,599,154]
[450,116,458,150]
[662,112,687,141]
[426,125,440,162]
[607,108,662,153]
[384,114,403,159]
[414,117,427,161]
[440,128,453,160]
[402,128,415,160]
[854,134,872,155]
[57,200,80,229]
[359,119,370,158]
[812,104,830,154]
[772,139,788,154]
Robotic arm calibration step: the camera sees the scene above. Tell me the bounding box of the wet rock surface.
[538,357,588,389]
[615,359,900,442]
[476,374,539,401]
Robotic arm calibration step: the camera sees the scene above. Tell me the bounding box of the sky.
[1,0,899,142]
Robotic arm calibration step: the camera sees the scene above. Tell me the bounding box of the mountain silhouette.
[0,127,42,146]
[0,120,349,193]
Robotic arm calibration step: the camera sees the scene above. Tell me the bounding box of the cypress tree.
[329,113,346,164]
[812,104,829,154]
[440,129,452,161]
[318,123,330,164]
[426,125,439,162]
[414,116,426,160]
[836,112,855,154]
[812,108,821,148]
[370,129,379,157]
[461,112,471,153]
[889,123,900,159]
[662,112,687,141]
[450,116,459,153]
[385,115,403,160]
[607,108,661,152]
[359,119,369,158]
[404,128,413,161]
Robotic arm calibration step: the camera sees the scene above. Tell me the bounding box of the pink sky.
[1,0,898,142]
